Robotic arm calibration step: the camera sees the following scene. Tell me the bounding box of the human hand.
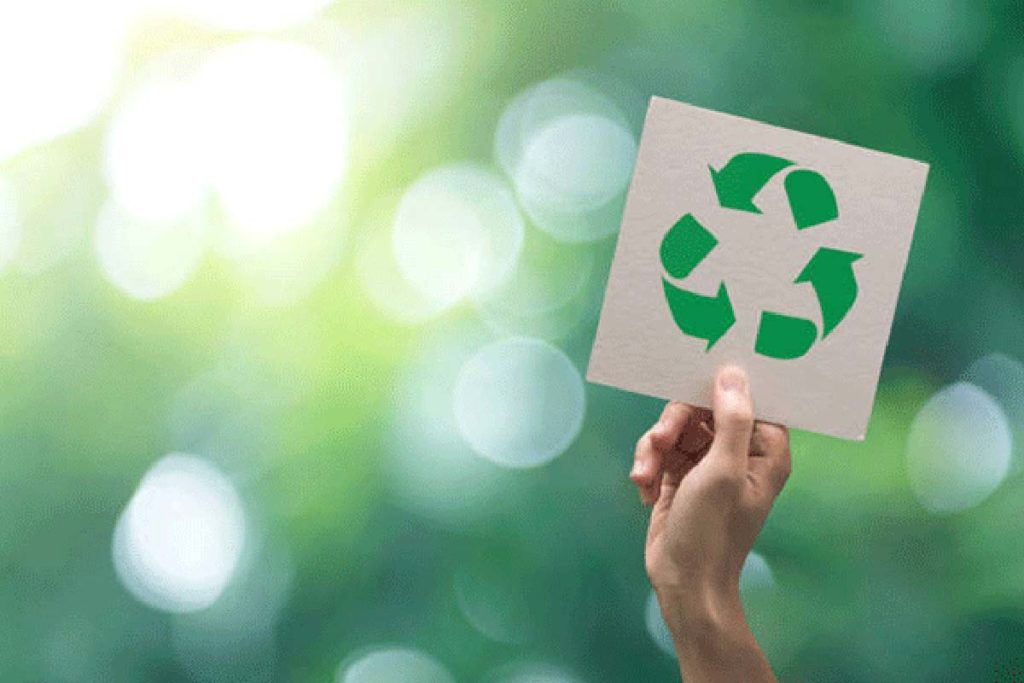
[630,365,791,682]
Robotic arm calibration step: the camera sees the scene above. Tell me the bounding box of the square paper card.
[587,97,929,440]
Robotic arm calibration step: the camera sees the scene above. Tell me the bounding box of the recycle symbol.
[660,152,863,360]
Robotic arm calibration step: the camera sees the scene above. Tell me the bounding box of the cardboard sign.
[587,97,929,440]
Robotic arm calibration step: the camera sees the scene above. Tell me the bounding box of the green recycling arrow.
[660,213,717,279]
[710,152,793,213]
[660,152,859,358]
[755,311,817,359]
[795,247,862,336]
[785,169,838,229]
[662,279,735,350]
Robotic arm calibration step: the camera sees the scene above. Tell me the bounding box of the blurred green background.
[1,1,1023,681]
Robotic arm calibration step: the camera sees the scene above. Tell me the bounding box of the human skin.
[630,365,791,682]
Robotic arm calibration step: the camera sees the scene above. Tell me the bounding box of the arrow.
[662,280,735,350]
[755,311,817,359]
[659,213,718,279]
[785,169,838,229]
[795,247,863,337]
[709,153,793,213]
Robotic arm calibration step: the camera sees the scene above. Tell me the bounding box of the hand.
[630,365,791,682]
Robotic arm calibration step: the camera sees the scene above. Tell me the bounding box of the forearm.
[657,588,776,683]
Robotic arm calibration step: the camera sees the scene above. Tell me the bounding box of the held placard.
[587,97,929,440]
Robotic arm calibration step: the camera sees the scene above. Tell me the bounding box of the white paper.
[587,96,929,440]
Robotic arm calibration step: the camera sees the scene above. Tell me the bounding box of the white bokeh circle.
[392,164,524,310]
[113,454,246,613]
[94,200,207,301]
[104,77,209,225]
[495,77,636,243]
[962,352,1024,432]
[644,589,675,657]
[386,330,509,526]
[197,39,349,242]
[906,382,1012,514]
[337,647,454,683]
[0,0,130,162]
[484,661,584,683]
[740,550,776,593]
[453,337,584,468]
[515,113,636,214]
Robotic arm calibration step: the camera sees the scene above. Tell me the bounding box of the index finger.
[748,421,792,495]
[649,401,697,450]
[631,402,695,505]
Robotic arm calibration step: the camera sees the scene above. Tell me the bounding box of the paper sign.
[587,96,929,440]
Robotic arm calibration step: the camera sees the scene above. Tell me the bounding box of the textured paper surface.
[587,97,929,440]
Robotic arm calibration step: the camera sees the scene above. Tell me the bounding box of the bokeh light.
[113,454,247,613]
[0,0,130,162]
[99,38,349,299]
[340,6,479,161]
[906,383,1012,514]
[94,199,207,301]
[198,39,348,243]
[473,232,605,340]
[386,330,510,526]
[645,589,675,657]
[495,77,636,243]
[171,538,293,683]
[104,74,209,225]
[336,647,454,683]
[645,551,775,659]
[740,550,776,594]
[356,199,451,324]
[516,113,636,212]
[962,352,1024,438]
[392,164,524,311]
[453,337,585,468]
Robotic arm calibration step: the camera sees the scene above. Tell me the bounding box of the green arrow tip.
[709,164,762,214]
[705,282,734,350]
[794,247,863,337]
[794,248,862,283]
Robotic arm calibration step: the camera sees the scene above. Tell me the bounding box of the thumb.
[708,365,754,468]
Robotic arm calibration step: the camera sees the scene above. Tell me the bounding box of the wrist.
[655,585,774,681]
[654,583,749,652]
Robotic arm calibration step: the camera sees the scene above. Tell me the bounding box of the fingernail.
[718,367,746,393]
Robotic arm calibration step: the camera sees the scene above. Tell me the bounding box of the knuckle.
[664,400,685,416]
[718,404,754,430]
[706,465,743,495]
[634,432,652,457]
[778,449,793,483]
[645,551,679,586]
[648,426,671,449]
[759,427,788,453]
